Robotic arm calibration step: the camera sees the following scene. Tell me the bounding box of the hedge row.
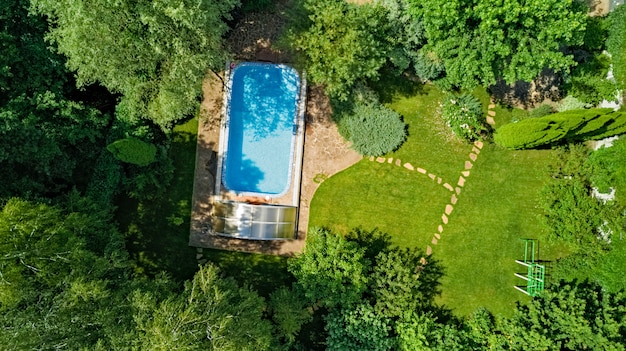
[607,5,626,90]
[493,108,626,149]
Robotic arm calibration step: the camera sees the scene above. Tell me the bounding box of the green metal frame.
[514,239,545,297]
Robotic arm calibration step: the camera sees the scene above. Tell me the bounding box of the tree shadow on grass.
[367,70,427,104]
[203,249,293,298]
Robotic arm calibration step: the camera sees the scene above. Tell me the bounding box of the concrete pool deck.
[189,74,361,256]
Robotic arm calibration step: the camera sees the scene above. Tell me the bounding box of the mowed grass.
[309,83,567,317]
[435,143,570,316]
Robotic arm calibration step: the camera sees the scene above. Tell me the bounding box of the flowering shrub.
[441,94,485,141]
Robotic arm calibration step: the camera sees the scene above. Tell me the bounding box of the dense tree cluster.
[2,0,626,349]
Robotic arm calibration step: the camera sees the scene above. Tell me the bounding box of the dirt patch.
[490,69,563,109]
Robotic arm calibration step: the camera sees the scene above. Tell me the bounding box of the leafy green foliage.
[441,93,485,141]
[0,0,67,102]
[0,91,109,198]
[107,137,157,166]
[408,0,587,88]
[289,228,448,349]
[607,5,626,91]
[286,0,390,100]
[528,104,554,118]
[556,95,590,112]
[539,145,622,252]
[588,136,626,205]
[269,287,313,346]
[338,100,407,156]
[288,227,370,308]
[494,108,626,149]
[500,281,626,350]
[31,0,238,128]
[0,197,131,349]
[565,53,618,105]
[130,264,274,351]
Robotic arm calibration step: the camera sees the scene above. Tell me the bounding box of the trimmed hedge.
[494,108,626,149]
[107,137,157,166]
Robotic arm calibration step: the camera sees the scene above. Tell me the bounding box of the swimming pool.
[221,63,302,196]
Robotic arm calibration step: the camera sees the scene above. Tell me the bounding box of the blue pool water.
[222,63,301,196]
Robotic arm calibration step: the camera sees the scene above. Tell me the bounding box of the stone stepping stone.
[403,163,414,171]
[432,237,438,244]
[465,161,473,170]
[196,253,203,260]
[198,259,208,265]
[395,159,401,166]
[474,140,484,149]
[369,156,375,161]
[417,167,427,174]
[458,176,466,187]
[472,146,481,155]
[426,246,432,256]
[435,233,441,240]
[376,157,386,163]
[462,170,470,177]
[488,110,496,116]
[387,158,394,163]
[486,116,496,125]
[469,153,477,161]
[196,247,203,253]
[438,225,443,233]
[442,214,448,224]
[451,194,458,204]
[455,187,462,195]
[428,173,436,180]
[488,103,496,109]
[437,177,442,184]
[443,183,454,192]
[445,204,454,215]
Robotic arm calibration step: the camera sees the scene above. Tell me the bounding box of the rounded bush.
[441,93,486,141]
[340,102,406,156]
[107,137,157,166]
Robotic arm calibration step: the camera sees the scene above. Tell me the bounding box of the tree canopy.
[407,0,587,88]
[31,0,238,128]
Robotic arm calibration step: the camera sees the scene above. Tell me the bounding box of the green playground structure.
[514,239,545,297]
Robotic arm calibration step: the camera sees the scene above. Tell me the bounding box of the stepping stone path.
[486,100,496,126]
[365,127,490,263]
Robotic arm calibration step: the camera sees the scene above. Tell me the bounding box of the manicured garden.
[309,84,571,316]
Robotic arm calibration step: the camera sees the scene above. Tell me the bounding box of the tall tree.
[31,0,238,128]
[129,264,275,351]
[408,0,587,88]
[0,197,132,349]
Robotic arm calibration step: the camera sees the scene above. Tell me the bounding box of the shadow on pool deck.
[189,75,361,256]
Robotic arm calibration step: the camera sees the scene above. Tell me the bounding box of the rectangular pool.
[221,62,302,196]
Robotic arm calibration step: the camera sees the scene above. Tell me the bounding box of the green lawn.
[309,83,569,317]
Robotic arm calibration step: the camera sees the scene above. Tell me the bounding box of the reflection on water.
[223,63,301,195]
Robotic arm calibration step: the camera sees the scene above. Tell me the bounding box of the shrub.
[528,104,554,118]
[339,102,406,156]
[107,137,157,166]
[565,53,618,105]
[540,146,609,251]
[588,136,626,205]
[441,93,486,141]
[607,5,626,90]
[557,95,590,112]
[493,108,626,149]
